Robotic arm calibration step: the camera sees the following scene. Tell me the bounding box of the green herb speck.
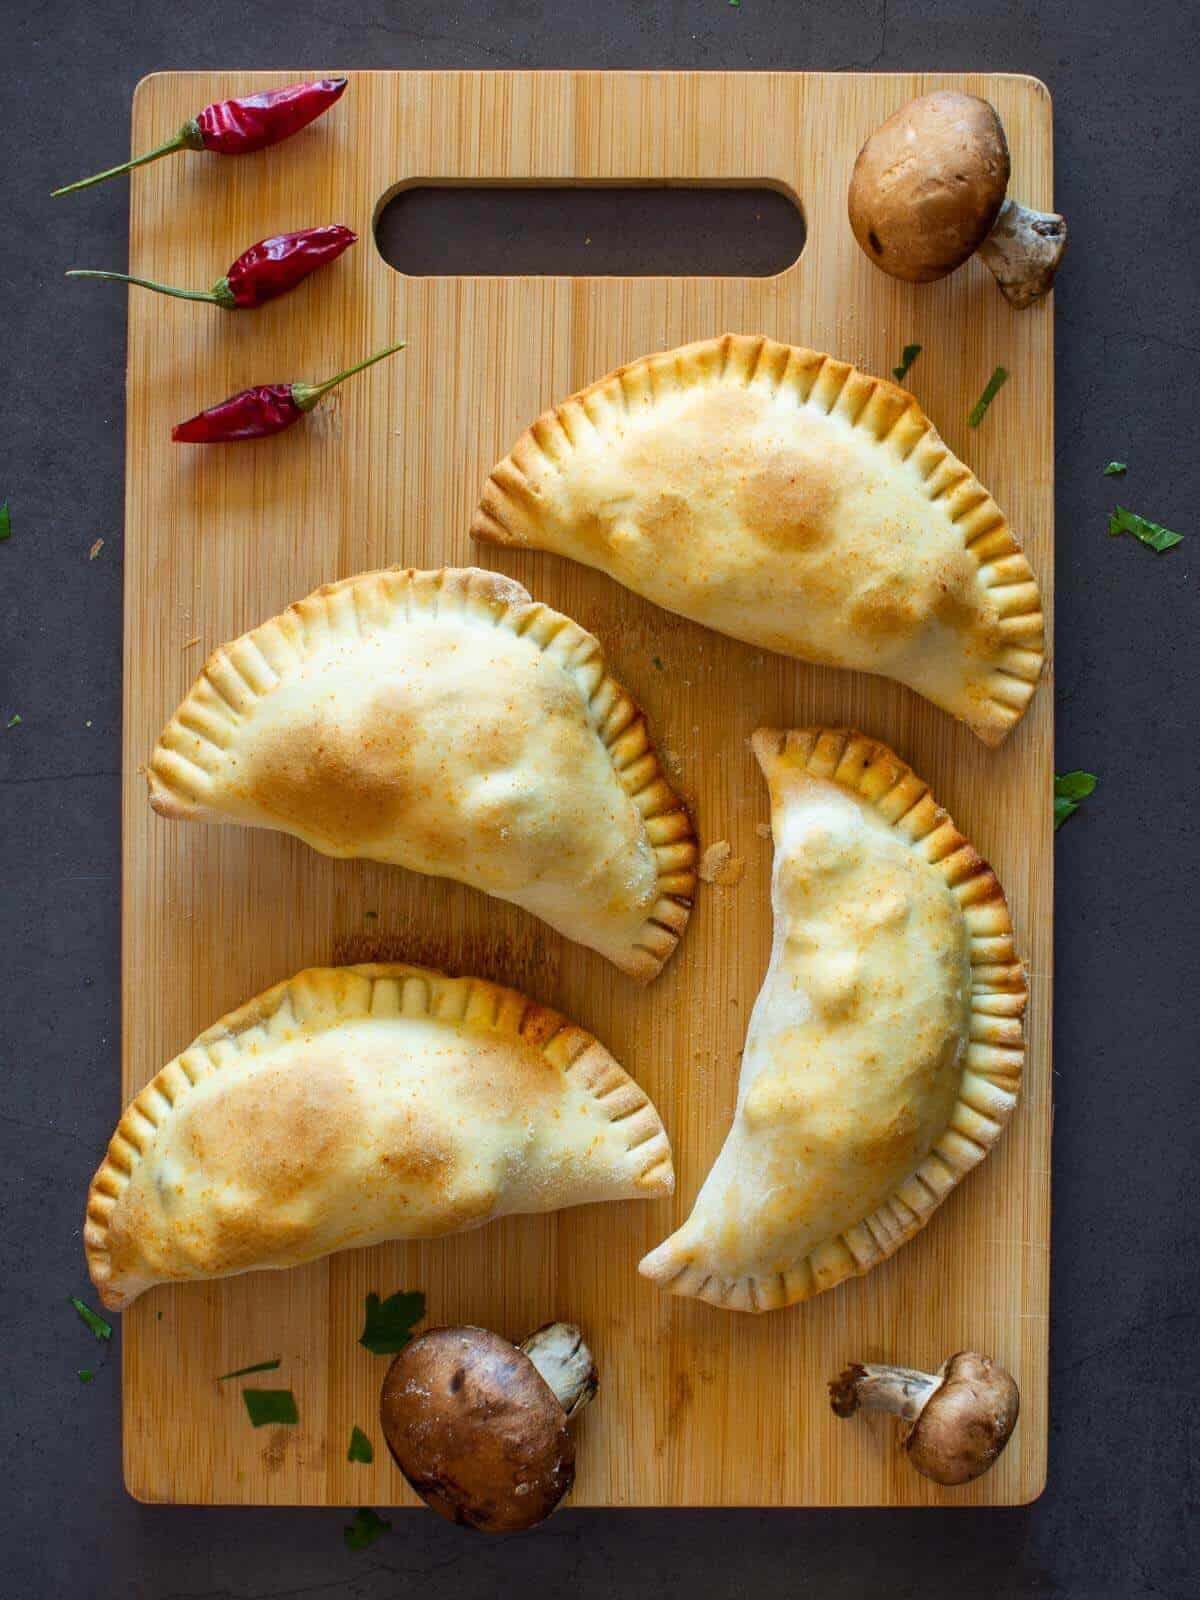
[69,1296,112,1341]
[1103,461,1127,477]
[652,656,664,671]
[1054,771,1098,831]
[242,1389,298,1428]
[968,367,1008,427]
[218,1358,281,1381]
[892,344,922,383]
[344,1507,391,1551]
[0,502,10,541]
[348,1425,374,1464]
[1108,505,1183,553]
[359,1289,425,1355]
[78,1368,96,1384]
[7,713,22,730]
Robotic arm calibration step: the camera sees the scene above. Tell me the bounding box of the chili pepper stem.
[291,341,408,411]
[65,269,227,306]
[52,122,202,197]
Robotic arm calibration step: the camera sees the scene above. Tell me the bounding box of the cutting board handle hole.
[374,183,805,277]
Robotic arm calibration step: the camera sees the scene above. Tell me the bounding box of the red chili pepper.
[65,225,357,311]
[52,77,348,197]
[171,341,406,443]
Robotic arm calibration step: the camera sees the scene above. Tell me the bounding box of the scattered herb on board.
[78,1369,96,1384]
[347,1426,374,1464]
[1103,461,1127,477]
[218,1358,281,1381]
[69,1296,112,1341]
[652,656,664,671]
[359,1289,425,1355]
[7,713,22,730]
[363,910,378,920]
[344,1507,391,1551]
[0,502,10,540]
[1054,771,1098,831]
[242,1389,299,1428]
[1108,505,1183,553]
[968,367,1008,427]
[892,344,922,382]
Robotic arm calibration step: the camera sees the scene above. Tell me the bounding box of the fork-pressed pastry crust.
[472,334,1044,744]
[147,567,697,981]
[639,728,1026,1313]
[86,963,675,1310]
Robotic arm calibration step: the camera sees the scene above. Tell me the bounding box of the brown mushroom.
[379,1321,598,1533]
[848,90,1067,308]
[829,1351,1019,1486]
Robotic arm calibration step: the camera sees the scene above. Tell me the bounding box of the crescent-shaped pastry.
[85,964,675,1310]
[639,729,1026,1313]
[147,567,696,982]
[472,335,1044,745]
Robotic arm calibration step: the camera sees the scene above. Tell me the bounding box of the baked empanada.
[639,729,1025,1312]
[473,335,1044,745]
[148,567,696,981]
[85,964,674,1310]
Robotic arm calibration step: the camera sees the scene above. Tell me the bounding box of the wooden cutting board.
[121,69,1053,1506]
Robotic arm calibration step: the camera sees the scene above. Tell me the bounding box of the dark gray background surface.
[2,3,1197,1597]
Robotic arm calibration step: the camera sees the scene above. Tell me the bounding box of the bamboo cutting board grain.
[121,70,1054,1506]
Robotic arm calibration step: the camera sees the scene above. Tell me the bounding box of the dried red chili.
[53,77,348,196]
[66,225,357,310]
[171,340,406,443]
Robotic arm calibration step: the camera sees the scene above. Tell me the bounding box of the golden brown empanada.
[86,964,674,1310]
[639,729,1025,1312]
[148,567,696,982]
[473,335,1044,745]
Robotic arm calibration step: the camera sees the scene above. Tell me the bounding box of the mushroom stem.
[829,1362,940,1422]
[520,1322,598,1419]
[978,198,1068,309]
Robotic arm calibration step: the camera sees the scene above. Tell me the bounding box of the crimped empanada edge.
[470,332,1044,746]
[639,726,1026,1314]
[85,962,676,1311]
[146,565,698,983]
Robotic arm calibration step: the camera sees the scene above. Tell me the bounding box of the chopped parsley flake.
[1103,461,1127,477]
[892,344,922,382]
[242,1389,298,1428]
[344,1507,391,1550]
[0,502,10,541]
[348,1426,374,1464]
[1108,505,1183,553]
[218,1358,281,1381]
[1054,771,1098,831]
[968,367,1008,427]
[69,1296,112,1341]
[359,1289,425,1355]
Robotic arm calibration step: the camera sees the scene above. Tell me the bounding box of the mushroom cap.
[848,91,1011,283]
[379,1325,575,1533]
[904,1351,1020,1485]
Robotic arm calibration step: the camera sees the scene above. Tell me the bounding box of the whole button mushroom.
[829,1351,1020,1486]
[848,90,1067,308]
[380,1322,598,1533]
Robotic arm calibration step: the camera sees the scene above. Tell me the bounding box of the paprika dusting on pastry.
[472,335,1044,744]
[639,728,1025,1312]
